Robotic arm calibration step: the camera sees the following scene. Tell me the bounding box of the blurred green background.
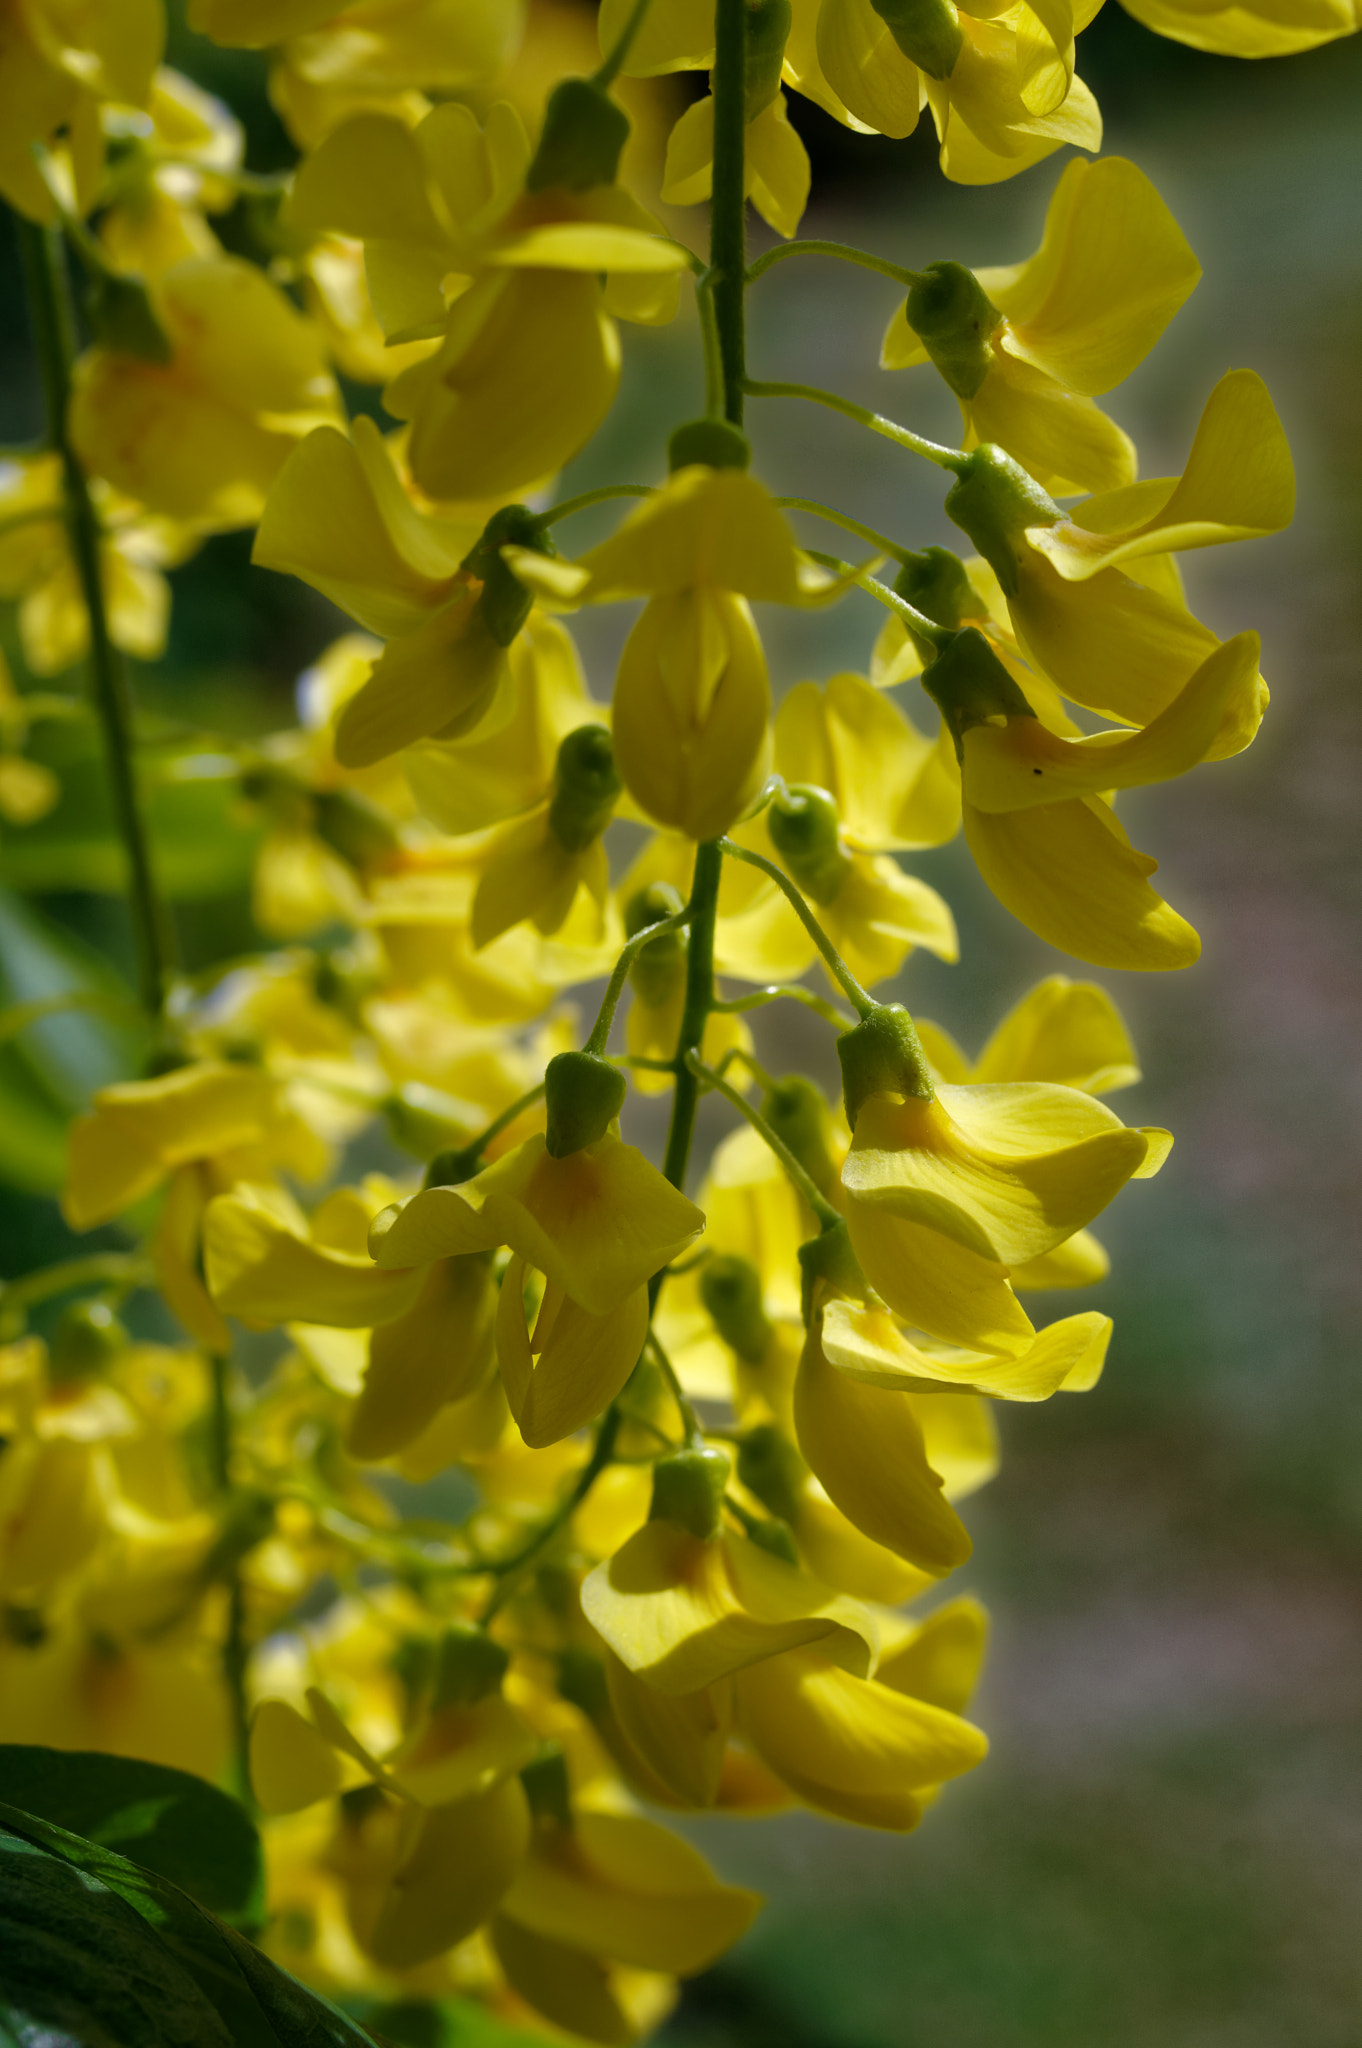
[2,9,1361,2046]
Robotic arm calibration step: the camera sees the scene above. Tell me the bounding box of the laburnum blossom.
[283,96,689,502]
[0,0,164,222]
[661,0,811,237]
[1118,0,1359,53]
[69,254,342,529]
[882,155,1202,496]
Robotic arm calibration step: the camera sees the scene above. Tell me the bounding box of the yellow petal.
[973,976,1139,1092]
[498,1261,648,1448]
[876,1595,989,1713]
[249,1697,345,1815]
[820,1296,1112,1401]
[845,1197,1036,1355]
[965,353,1136,499]
[62,1062,273,1229]
[204,1183,425,1327]
[572,467,804,604]
[367,1775,531,1970]
[334,598,508,769]
[774,672,960,852]
[490,1915,642,2046]
[152,1164,231,1353]
[348,1255,497,1460]
[603,1652,732,1808]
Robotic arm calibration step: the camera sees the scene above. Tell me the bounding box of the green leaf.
[0,1803,375,2048]
[0,1746,264,1930]
[0,890,146,1193]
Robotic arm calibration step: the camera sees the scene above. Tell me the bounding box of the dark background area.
[2,8,1360,2045]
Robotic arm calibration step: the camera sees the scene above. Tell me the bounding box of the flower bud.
[737,1423,805,1524]
[944,445,1060,597]
[869,0,963,78]
[84,272,172,365]
[526,77,631,193]
[905,261,1001,399]
[626,882,687,1007]
[48,1299,127,1382]
[767,784,851,906]
[745,0,793,118]
[668,419,751,472]
[920,626,1037,753]
[430,1623,510,1709]
[796,1219,866,1320]
[894,545,987,636]
[649,1445,732,1541]
[547,724,622,854]
[700,1254,774,1363]
[760,1077,841,1203]
[743,1515,800,1564]
[837,1004,934,1130]
[543,1048,628,1157]
[464,505,553,648]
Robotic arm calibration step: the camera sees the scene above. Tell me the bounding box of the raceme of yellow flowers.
[0,0,1335,2040]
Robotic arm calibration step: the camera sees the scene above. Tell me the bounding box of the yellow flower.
[0,1626,229,1780]
[204,1179,425,1330]
[70,255,341,528]
[470,725,623,952]
[774,668,961,852]
[1118,0,1358,55]
[663,91,811,240]
[882,156,1201,496]
[0,0,164,222]
[497,1255,649,1448]
[284,97,688,500]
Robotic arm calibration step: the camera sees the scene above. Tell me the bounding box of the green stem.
[774,496,912,564]
[659,838,723,1195]
[209,1354,251,1803]
[686,1053,842,1230]
[542,483,654,526]
[801,550,952,650]
[16,221,172,1017]
[0,1252,150,1333]
[747,238,924,290]
[711,0,748,425]
[744,377,966,473]
[425,1080,548,1185]
[648,1331,702,1447]
[479,1404,623,1620]
[594,0,657,86]
[717,837,876,1016]
[713,983,855,1030]
[584,907,693,1056]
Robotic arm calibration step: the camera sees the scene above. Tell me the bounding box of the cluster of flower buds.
[0,0,1336,2040]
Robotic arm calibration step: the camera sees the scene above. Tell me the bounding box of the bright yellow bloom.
[70,255,341,528]
[775,668,961,851]
[882,156,1201,496]
[204,1179,425,1329]
[469,725,623,952]
[0,0,164,221]
[663,89,811,238]
[497,1255,649,1448]
[1118,0,1358,54]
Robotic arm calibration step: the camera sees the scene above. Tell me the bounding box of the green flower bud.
[905,261,1001,400]
[868,0,963,77]
[521,1746,574,1829]
[312,787,401,872]
[743,1515,799,1565]
[837,1003,934,1130]
[797,1219,866,1321]
[384,1081,474,1161]
[547,724,622,854]
[649,1445,732,1541]
[894,546,988,639]
[625,882,687,1008]
[668,418,752,472]
[84,272,172,365]
[700,1254,774,1364]
[430,1623,510,1709]
[526,77,631,193]
[543,1048,627,1157]
[920,625,1037,755]
[768,784,851,907]
[421,1145,479,1189]
[944,445,1061,598]
[556,1647,610,1721]
[760,1076,841,1203]
[463,504,554,647]
[48,1299,127,1382]
[745,0,793,118]
[737,1424,806,1524]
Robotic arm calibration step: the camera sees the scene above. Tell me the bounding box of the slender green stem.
[541,483,654,526]
[209,1355,251,1802]
[659,839,723,1195]
[17,221,172,1016]
[715,1042,776,1091]
[717,837,875,1017]
[425,1080,548,1185]
[584,908,692,1056]
[479,1404,623,1621]
[710,0,748,425]
[801,550,952,651]
[687,1053,842,1230]
[648,1331,701,1447]
[594,0,657,86]
[747,238,924,290]
[696,272,725,420]
[744,377,966,473]
[774,496,912,565]
[714,983,855,1030]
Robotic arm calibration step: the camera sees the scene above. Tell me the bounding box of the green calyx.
[526,76,631,192]
[668,418,751,472]
[312,787,401,871]
[543,1048,627,1157]
[837,1003,934,1129]
[420,1146,479,1190]
[430,1623,510,1709]
[944,445,1060,598]
[555,1647,610,1721]
[700,1254,774,1364]
[797,1220,866,1322]
[921,625,1037,756]
[744,0,793,118]
[760,1075,842,1203]
[649,1445,732,1541]
[895,545,988,633]
[905,261,1001,400]
[463,504,554,647]
[48,1299,127,1382]
[521,1746,574,1829]
[625,882,687,1008]
[743,1515,799,1565]
[84,271,172,364]
[737,1423,806,1525]
[547,724,622,854]
[868,0,963,77]
[768,784,851,907]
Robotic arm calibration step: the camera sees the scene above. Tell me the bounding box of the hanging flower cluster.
[0,0,1330,2041]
